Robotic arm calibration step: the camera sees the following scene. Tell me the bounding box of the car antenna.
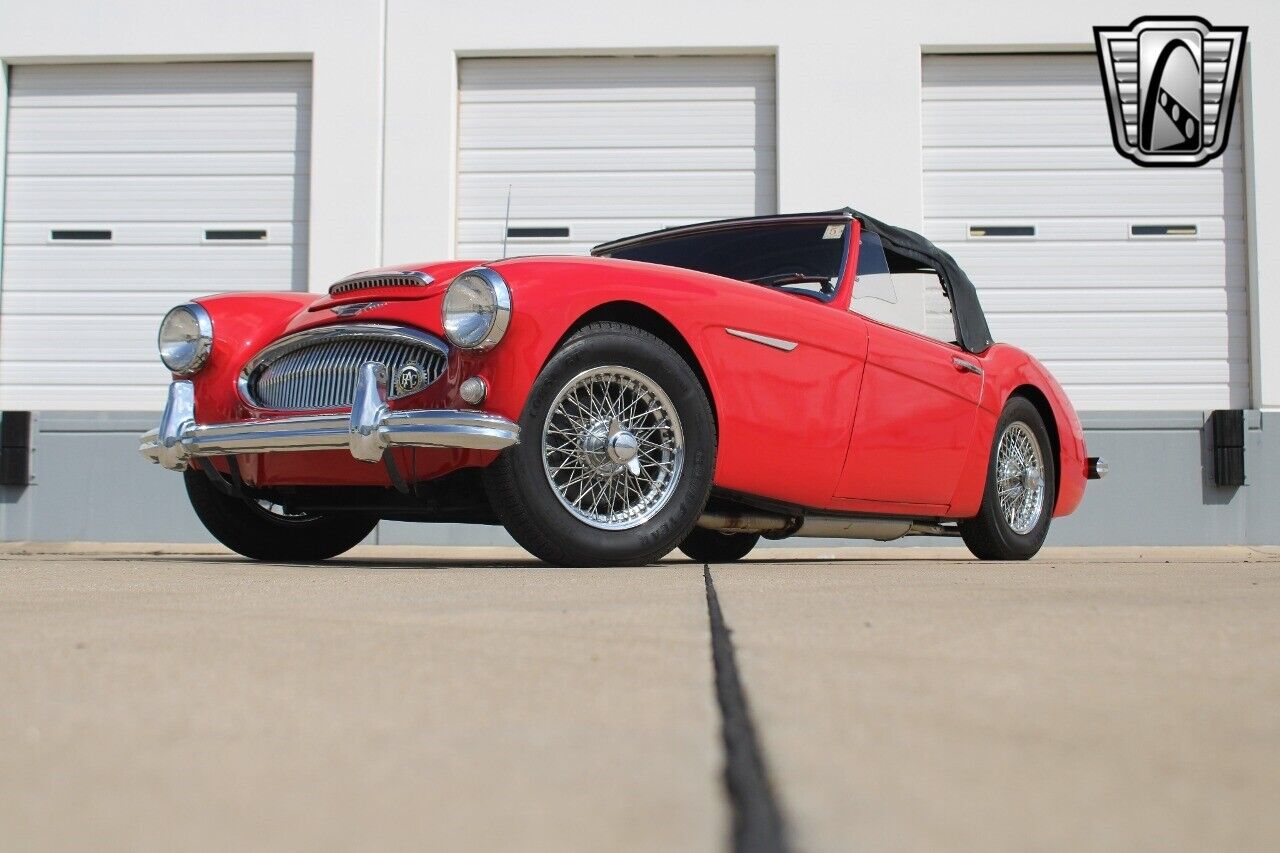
[501,184,512,259]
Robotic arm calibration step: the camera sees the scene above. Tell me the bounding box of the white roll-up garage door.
[456,55,776,258]
[0,61,312,411]
[923,54,1248,411]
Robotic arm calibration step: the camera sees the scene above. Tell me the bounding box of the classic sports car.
[141,209,1105,565]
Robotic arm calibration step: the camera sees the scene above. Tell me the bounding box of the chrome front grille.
[243,325,448,411]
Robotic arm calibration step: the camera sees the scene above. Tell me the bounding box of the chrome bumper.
[140,361,519,471]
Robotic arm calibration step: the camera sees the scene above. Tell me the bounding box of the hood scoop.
[328,269,434,297]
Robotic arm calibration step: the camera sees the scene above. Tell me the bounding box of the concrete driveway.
[1,544,1277,852]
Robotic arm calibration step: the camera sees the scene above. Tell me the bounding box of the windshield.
[596,220,850,301]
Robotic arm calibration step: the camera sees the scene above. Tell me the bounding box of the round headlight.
[441,268,511,351]
[158,303,214,375]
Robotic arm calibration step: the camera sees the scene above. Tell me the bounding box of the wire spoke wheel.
[247,498,318,524]
[995,421,1045,535]
[541,365,685,530]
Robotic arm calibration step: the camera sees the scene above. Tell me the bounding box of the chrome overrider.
[140,361,519,472]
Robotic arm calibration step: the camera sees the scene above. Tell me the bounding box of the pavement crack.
[704,565,789,853]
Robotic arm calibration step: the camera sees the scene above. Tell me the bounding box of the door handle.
[952,357,983,375]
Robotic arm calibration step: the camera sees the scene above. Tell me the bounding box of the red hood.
[305,260,484,313]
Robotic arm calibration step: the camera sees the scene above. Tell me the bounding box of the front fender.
[185,292,315,423]
[476,256,867,507]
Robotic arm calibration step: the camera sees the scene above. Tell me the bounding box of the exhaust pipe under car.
[694,510,958,542]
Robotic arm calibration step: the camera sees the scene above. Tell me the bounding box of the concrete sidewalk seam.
[704,565,790,853]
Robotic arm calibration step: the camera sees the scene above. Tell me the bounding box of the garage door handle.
[952,357,983,375]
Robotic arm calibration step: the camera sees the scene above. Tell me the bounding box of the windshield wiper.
[746,272,833,286]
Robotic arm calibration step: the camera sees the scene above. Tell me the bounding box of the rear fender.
[947,344,1088,518]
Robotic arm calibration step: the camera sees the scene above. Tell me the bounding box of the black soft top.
[592,208,994,354]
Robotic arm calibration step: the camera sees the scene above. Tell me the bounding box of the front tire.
[484,322,716,567]
[184,467,377,562]
[960,396,1055,560]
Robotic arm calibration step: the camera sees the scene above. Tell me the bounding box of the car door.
[699,278,870,509]
[834,232,983,509]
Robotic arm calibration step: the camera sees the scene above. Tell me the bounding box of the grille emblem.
[1094,16,1247,167]
[395,362,425,396]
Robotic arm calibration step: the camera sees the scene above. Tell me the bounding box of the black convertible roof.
[592,209,994,354]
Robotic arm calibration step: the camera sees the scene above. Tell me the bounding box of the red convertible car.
[141,209,1105,565]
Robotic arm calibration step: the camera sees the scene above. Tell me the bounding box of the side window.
[851,232,956,345]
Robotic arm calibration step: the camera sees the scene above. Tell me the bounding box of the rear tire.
[184,467,377,562]
[484,321,716,567]
[678,527,760,563]
[959,396,1055,560]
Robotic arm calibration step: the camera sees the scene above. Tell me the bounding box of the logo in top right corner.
[1094,17,1247,167]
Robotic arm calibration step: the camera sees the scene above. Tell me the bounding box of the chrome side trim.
[725,328,798,352]
[328,269,434,296]
[237,323,449,409]
[141,366,519,472]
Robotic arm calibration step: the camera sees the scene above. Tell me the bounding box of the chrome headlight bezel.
[441,267,512,351]
[157,302,214,376]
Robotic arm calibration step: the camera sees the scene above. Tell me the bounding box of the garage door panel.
[925,217,1239,242]
[6,106,310,153]
[457,55,776,258]
[1050,383,1246,410]
[460,56,774,102]
[458,216,714,259]
[0,384,169,411]
[925,97,1241,152]
[457,218,701,245]
[459,101,769,149]
[979,288,1247,314]
[456,241,600,259]
[3,221,304,246]
[924,99,1113,148]
[2,290,286,316]
[989,313,1247,362]
[6,175,306,222]
[925,171,1242,218]
[459,146,769,173]
[922,54,1102,100]
[458,171,773,219]
[923,54,1248,410]
[8,61,311,107]
[7,151,306,178]
[927,241,1242,283]
[2,245,302,292]
[1038,359,1247,385]
[924,144,1244,172]
[1,360,175,389]
[936,265,1247,290]
[1,61,312,410]
[3,316,188,362]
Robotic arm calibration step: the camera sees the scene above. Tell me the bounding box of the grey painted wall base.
[3,410,1276,547]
